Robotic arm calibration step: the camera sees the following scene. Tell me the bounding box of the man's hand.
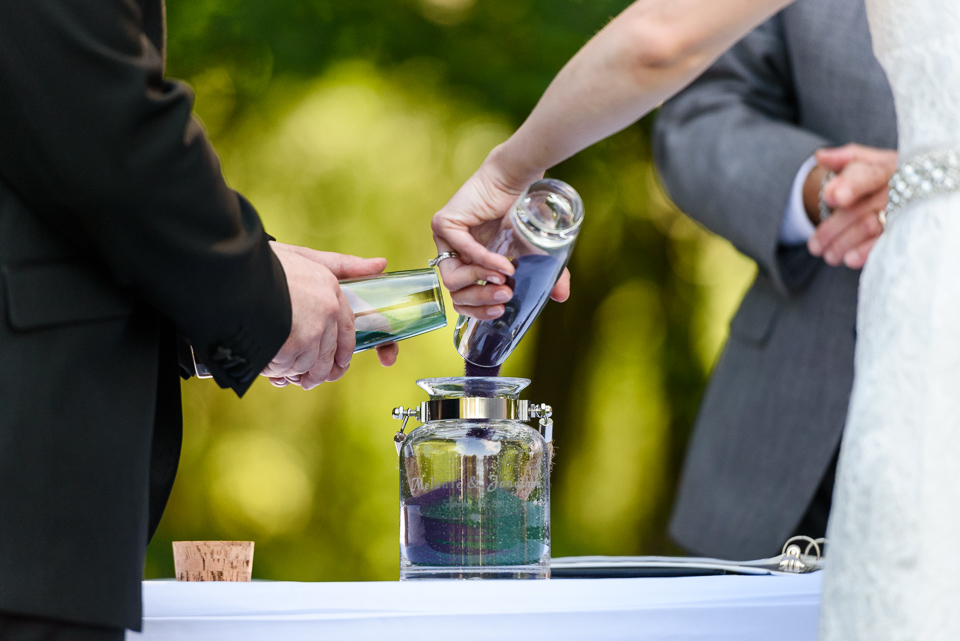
[263,242,399,390]
[431,151,570,320]
[803,144,897,269]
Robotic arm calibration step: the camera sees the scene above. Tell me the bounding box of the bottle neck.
[512,179,583,250]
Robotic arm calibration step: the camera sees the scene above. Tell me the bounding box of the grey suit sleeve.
[653,14,831,295]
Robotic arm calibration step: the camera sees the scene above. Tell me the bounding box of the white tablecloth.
[126,573,821,641]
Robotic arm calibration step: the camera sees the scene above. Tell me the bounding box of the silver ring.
[877,208,887,229]
[429,251,459,267]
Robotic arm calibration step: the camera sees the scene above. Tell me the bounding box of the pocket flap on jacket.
[728,281,783,346]
[3,261,134,331]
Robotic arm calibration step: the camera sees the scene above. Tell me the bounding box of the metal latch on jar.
[391,404,424,455]
[391,401,553,454]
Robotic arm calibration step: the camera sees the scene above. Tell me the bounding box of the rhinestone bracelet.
[886,149,960,221]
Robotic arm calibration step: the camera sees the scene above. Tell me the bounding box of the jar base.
[400,564,549,580]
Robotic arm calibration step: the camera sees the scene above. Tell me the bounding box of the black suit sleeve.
[0,0,290,395]
[653,14,832,296]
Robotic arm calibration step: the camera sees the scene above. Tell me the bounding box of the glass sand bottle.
[453,179,583,368]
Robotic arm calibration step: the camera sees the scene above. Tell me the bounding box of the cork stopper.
[172,541,254,582]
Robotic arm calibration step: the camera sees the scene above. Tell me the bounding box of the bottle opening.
[515,179,584,244]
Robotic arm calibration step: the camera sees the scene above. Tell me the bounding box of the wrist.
[485,141,546,194]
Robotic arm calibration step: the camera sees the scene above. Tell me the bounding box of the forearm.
[657,108,828,294]
[649,6,838,294]
[493,0,792,182]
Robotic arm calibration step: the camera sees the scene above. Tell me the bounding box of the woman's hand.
[431,153,570,320]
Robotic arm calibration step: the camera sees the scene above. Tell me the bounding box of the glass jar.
[454,179,584,368]
[392,377,553,580]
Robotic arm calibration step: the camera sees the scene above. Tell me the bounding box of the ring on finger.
[877,208,888,229]
[475,279,488,286]
[429,251,460,267]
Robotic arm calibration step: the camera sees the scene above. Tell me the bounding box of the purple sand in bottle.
[461,254,561,370]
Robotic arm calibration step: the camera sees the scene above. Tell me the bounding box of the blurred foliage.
[146,0,756,580]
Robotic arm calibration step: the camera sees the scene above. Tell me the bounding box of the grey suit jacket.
[653,0,896,560]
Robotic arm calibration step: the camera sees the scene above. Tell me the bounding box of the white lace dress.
[820,1,960,639]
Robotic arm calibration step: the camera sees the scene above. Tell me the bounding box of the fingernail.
[494,290,511,303]
[487,305,504,318]
[836,186,853,205]
[825,251,837,265]
[487,275,504,285]
[809,238,822,255]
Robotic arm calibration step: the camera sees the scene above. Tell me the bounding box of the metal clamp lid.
[428,398,518,421]
[390,401,553,454]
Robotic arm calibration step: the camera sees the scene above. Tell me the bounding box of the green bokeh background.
[147,0,757,580]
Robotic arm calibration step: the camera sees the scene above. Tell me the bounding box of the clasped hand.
[808,144,898,269]
[262,241,398,390]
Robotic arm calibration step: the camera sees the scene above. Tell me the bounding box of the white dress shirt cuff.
[778,155,818,245]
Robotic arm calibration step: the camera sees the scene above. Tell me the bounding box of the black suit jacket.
[0,0,291,630]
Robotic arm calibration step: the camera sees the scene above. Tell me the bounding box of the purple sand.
[464,362,501,397]
[465,361,501,377]
[461,253,561,371]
